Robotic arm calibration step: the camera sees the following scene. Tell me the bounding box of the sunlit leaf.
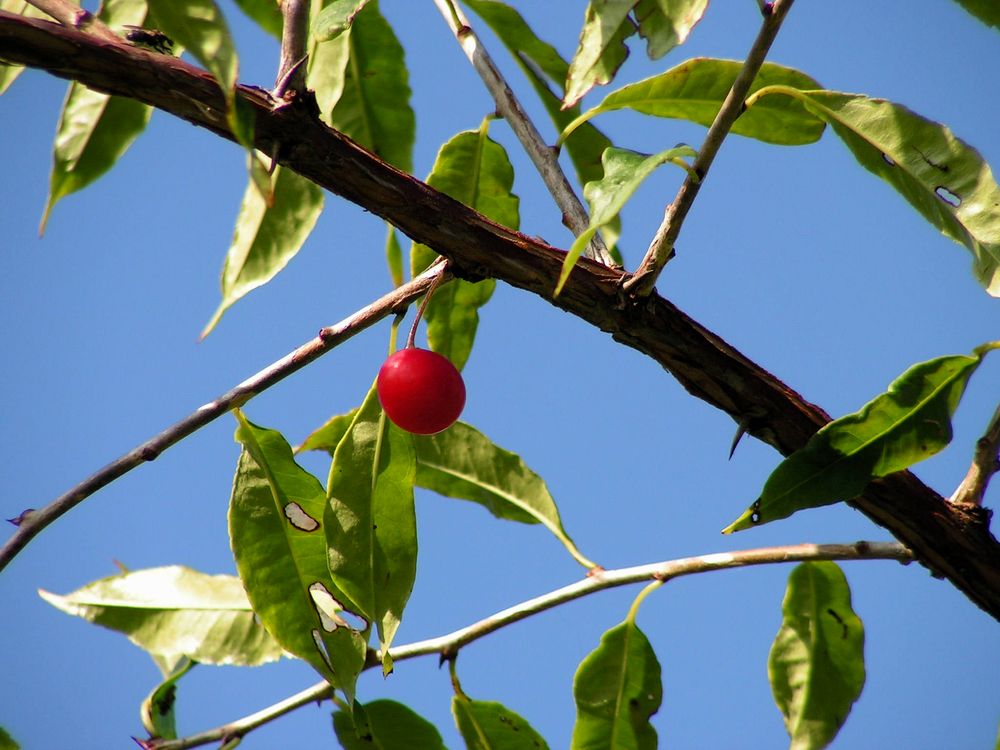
[39,0,152,233]
[951,0,1000,29]
[202,164,323,337]
[561,58,825,147]
[571,619,662,750]
[770,562,865,750]
[410,120,516,369]
[314,0,372,41]
[38,566,284,666]
[748,87,1000,295]
[325,383,417,670]
[633,0,708,59]
[334,699,446,749]
[323,0,414,172]
[453,695,551,750]
[385,224,404,287]
[231,0,283,39]
[307,20,351,118]
[140,659,194,740]
[564,0,637,108]
[724,343,999,532]
[556,145,694,295]
[230,413,368,699]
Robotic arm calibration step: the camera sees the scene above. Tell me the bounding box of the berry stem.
[406,258,449,349]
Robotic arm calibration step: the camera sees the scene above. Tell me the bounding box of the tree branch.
[23,0,119,42]
[151,541,912,750]
[950,404,1000,506]
[274,0,308,96]
[1,12,998,619]
[431,0,614,265]
[0,264,449,572]
[624,0,796,296]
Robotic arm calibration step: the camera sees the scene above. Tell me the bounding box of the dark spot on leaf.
[154,685,177,716]
[629,697,640,708]
[827,608,849,639]
[935,186,961,207]
[881,152,895,166]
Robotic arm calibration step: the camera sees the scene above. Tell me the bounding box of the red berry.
[376,348,466,435]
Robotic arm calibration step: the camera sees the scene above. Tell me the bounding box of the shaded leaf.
[386,224,404,287]
[634,0,708,59]
[770,562,865,750]
[231,0,283,39]
[38,566,283,666]
[562,58,825,146]
[325,383,417,669]
[334,699,446,750]
[39,0,152,232]
[411,120,517,370]
[0,726,19,750]
[202,165,323,336]
[725,343,999,532]
[324,0,414,172]
[571,620,662,750]
[564,0,637,108]
[146,0,238,98]
[230,413,368,698]
[140,659,195,740]
[951,0,1000,29]
[453,695,550,750]
[748,87,1000,295]
[0,0,51,94]
[556,145,695,295]
[314,0,372,41]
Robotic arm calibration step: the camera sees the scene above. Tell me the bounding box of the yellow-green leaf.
[633,0,708,59]
[564,0,637,108]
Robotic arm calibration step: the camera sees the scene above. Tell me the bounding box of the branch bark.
[1,12,998,619]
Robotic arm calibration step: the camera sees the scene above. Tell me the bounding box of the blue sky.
[2,1,998,748]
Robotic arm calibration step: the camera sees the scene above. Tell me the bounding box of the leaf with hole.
[229,413,368,698]
[769,562,865,750]
[747,87,1000,295]
[724,343,999,532]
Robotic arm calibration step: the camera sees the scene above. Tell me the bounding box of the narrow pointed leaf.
[556,145,695,295]
[725,343,999,533]
[202,165,323,336]
[749,88,1000,295]
[323,0,414,172]
[140,659,194,740]
[230,414,368,698]
[334,699,446,750]
[564,0,637,108]
[307,24,351,120]
[453,695,551,750]
[634,0,708,59]
[314,0,372,41]
[38,566,283,666]
[562,58,825,146]
[411,122,518,370]
[571,620,662,750]
[386,224,404,287]
[951,0,1000,30]
[770,562,865,750]
[39,0,152,232]
[231,0,283,39]
[325,384,417,665]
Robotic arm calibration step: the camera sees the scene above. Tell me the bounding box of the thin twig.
[23,0,119,43]
[152,541,910,750]
[274,0,309,96]
[0,265,450,573]
[950,404,1000,506]
[624,0,796,296]
[432,0,614,266]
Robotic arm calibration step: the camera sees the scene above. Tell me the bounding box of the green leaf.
[951,0,1000,29]
[769,562,865,750]
[0,726,19,750]
[453,696,551,750]
[314,0,372,41]
[1,0,51,94]
[556,145,695,295]
[325,383,417,668]
[202,165,323,336]
[140,659,195,740]
[231,0,283,39]
[571,620,662,750]
[386,224,404,287]
[146,0,238,98]
[633,0,708,59]
[748,88,1000,295]
[306,17,351,119]
[38,566,284,666]
[322,0,414,173]
[334,699,447,750]
[229,413,368,698]
[38,0,152,233]
[299,408,361,454]
[724,343,999,533]
[562,58,825,147]
[564,0,637,108]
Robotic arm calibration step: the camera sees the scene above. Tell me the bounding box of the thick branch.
[1,13,997,619]
[153,541,911,749]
